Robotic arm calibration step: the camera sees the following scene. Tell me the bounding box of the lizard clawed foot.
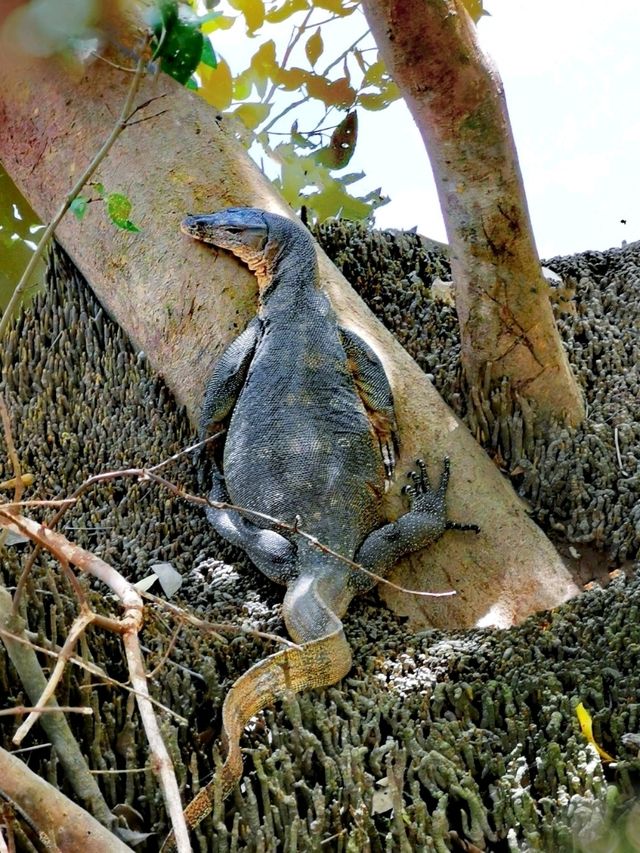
[402,457,479,534]
[446,520,481,534]
[402,457,446,513]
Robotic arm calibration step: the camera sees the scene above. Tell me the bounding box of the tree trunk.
[362,0,585,428]
[0,35,578,629]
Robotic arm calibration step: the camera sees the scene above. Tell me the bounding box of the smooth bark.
[0,42,578,629]
[362,0,585,427]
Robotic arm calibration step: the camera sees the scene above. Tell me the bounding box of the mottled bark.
[362,0,585,427]
[0,36,577,630]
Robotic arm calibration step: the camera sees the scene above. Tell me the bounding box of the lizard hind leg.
[205,471,299,585]
[351,457,479,595]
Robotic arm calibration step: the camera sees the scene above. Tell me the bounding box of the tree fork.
[362,0,585,428]
[0,29,578,630]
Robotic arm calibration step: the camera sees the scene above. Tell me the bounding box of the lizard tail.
[161,624,352,850]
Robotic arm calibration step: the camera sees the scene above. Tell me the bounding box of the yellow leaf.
[306,75,355,108]
[233,73,253,100]
[265,0,308,23]
[358,86,400,110]
[250,40,277,77]
[363,59,385,87]
[576,702,615,762]
[201,15,236,33]
[229,0,265,33]
[233,102,271,130]
[0,473,34,490]
[305,29,323,66]
[198,59,233,110]
[461,0,487,23]
[274,66,309,91]
[313,0,356,15]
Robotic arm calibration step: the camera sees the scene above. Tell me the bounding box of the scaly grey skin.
[166,208,478,846]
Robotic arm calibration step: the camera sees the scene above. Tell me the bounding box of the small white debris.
[151,562,183,598]
[133,574,158,593]
[430,277,455,306]
[541,266,562,284]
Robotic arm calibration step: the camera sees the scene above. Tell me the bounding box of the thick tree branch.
[362,0,584,427]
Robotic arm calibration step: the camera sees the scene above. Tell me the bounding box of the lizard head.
[182,208,317,294]
[181,208,276,291]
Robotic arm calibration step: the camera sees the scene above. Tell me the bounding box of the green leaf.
[200,37,217,69]
[92,182,105,196]
[69,196,88,221]
[290,120,316,149]
[185,76,199,90]
[106,193,141,233]
[160,23,204,84]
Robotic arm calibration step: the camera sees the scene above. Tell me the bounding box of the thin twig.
[141,590,301,649]
[147,432,225,473]
[121,631,190,850]
[124,109,170,127]
[12,608,95,746]
[10,432,223,616]
[0,499,75,510]
[0,623,188,724]
[0,397,23,504]
[89,767,149,775]
[0,396,23,549]
[614,426,628,475]
[262,96,308,134]
[11,447,456,609]
[321,30,368,77]
[261,8,314,106]
[0,706,93,718]
[0,32,151,339]
[90,51,138,73]
[0,587,114,825]
[146,621,182,681]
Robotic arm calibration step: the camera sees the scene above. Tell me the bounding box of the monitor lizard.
[163,208,478,848]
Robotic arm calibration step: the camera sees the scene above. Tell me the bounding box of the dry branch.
[0,511,191,852]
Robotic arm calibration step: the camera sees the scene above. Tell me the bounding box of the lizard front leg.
[197,317,298,584]
[350,457,479,594]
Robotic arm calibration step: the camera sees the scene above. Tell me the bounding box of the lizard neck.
[259,236,319,311]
